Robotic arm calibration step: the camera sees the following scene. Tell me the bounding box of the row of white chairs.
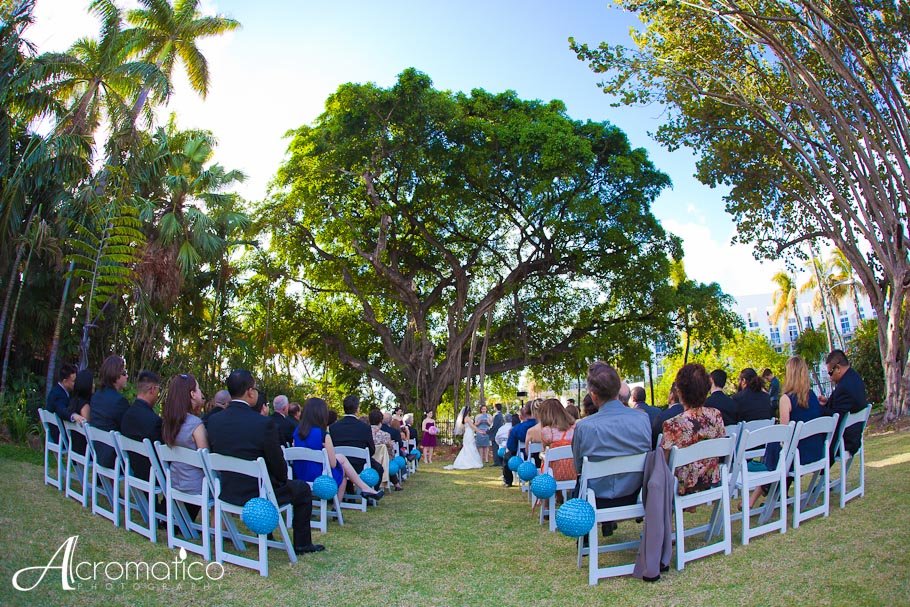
[518,405,872,585]
[38,411,421,576]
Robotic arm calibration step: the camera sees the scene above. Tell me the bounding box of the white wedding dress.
[444,425,484,470]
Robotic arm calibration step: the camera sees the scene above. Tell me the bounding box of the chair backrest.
[114,432,154,481]
[154,441,208,494]
[738,422,795,453]
[830,404,872,457]
[283,446,329,479]
[84,423,121,470]
[39,409,68,448]
[724,423,741,438]
[578,452,649,498]
[541,444,573,473]
[62,420,87,456]
[526,442,543,458]
[334,445,369,465]
[797,415,839,443]
[668,437,733,470]
[204,452,273,502]
[741,419,774,434]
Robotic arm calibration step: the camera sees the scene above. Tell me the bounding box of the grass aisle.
[1,434,909,606]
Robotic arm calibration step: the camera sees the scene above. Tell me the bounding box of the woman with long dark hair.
[66,369,94,454]
[733,367,773,422]
[292,397,383,503]
[161,373,209,520]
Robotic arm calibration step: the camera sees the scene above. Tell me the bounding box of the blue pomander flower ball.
[312,474,339,500]
[497,447,506,458]
[518,460,538,481]
[241,497,279,535]
[393,455,407,469]
[389,460,401,476]
[531,473,557,499]
[507,455,523,471]
[556,498,596,538]
[411,448,421,460]
[359,467,380,488]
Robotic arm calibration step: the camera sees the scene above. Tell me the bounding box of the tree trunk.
[810,253,835,352]
[476,311,492,406]
[463,316,480,409]
[683,330,691,365]
[46,262,75,395]
[0,209,35,347]
[0,240,35,392]
[880,284,909,421]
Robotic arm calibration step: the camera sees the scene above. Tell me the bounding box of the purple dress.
[293,426,344,486]
[421,421,437,447]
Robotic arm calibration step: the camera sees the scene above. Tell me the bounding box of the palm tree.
[769,271,803,337]
[828,247,864,328]
[800,253,843,351]
[123,0,240,123]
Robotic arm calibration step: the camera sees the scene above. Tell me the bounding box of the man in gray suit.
[572,361,652,535]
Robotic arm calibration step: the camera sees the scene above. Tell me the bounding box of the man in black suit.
[705,369,738,427]
[270,394,297,445]
[820,350,868,461]
[489,403,505,466]
[207,369,324,554]
[120,370,162,480]
[329,395,383,486]
[45,363,77,441]
[630,386,661,426]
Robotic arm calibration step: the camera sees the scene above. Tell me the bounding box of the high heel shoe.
[361,489,384,500]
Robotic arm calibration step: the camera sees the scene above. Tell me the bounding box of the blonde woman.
[749,356,824,507]
[536,398,577,481]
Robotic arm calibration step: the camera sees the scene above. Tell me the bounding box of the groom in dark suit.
[206,369,324,555]
[329,394,384,487]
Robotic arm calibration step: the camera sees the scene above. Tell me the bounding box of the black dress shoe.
[295,544,325,554]
[362,489,384,500]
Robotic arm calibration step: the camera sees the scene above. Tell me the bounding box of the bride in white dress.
[444,406,484,470]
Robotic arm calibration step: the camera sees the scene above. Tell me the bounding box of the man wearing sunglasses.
[820,349,867,461]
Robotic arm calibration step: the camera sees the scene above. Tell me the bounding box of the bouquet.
[428,426,438,435]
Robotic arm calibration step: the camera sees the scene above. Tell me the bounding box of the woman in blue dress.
[293,397,384,504]
[750,356,824,507]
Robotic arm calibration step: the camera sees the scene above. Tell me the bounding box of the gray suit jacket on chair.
[572,400,652,499]
[633,449,673,580]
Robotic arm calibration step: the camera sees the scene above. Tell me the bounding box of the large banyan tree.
[264,69,679,412]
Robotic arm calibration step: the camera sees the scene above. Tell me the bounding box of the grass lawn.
[1,431,909,607]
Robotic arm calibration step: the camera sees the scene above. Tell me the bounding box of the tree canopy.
[264,69,681,411]
[572,0,910,420]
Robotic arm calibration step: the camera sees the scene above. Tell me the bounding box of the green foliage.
[793,327,828,368]
[654,330,786,406]
[0,389,38,443]
[848,319,884,405]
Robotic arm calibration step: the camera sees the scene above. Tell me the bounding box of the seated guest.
[503,401,539,487]
[536,398,577,481]
[565,403,581,421]
[580,393,598,418]
[90,355,131,467]
[494,413,516,457]
[661,363,726,495]
[120,370,163,480]
[705,369,738,426]
[652,383,683,449]
[203,389,231,423]
[630,386,660,425]
[46,363,77,441]
[326,408,338,426]
[749,356,824,507]
[207,369,323,555]
[292,397,383,503]
[819,349,867,462]
[161,373,210,520]
[256,390,269,416]
[270,395,297,445]
[382,411,405,456]
[66,369,94,455]
[329,395,384,483]
[288,402,302,423]
[733,367,772,422]
[617,382,631,406]
[572,361,651,535]
[370,408,402,490]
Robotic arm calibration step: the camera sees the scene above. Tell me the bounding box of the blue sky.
[31,0,786,296]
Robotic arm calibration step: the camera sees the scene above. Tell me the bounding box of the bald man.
[271,394,297,445]
[203,389,232,424]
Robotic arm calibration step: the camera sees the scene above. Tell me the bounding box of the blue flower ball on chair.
[389,460,401,476]
[359,467,380,488]
[507,455,523,471]
[556,498,596,538]
[312,474,338,501]
[497,447,506,458]
[393,455,407,469]
[518,461,538,481]
[411,448,421,460]
[241,497,279,535]
[531,473,557,499]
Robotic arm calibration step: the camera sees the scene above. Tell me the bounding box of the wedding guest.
[565,403,581,421]
[66,369,93,455]
[705,369,737,426]
[46,363,77,440]
[661,364,726,495]
[630,386,660,425]
[203,389,231,423]
[819,349,868,462]
[474,404,493,464]
[581,393,598,417]
[421,409,438,464]
[494,414,515,457]
[288,402,302,422]
[256,390,270,417]
[733,367,772,422]
[503,402,538,487]
[489,404,505,466]
[120,370,163,479]
[270,395,297,445]
[326,409,338,426]
[90,355,131,467]
[371,408,402,490]
[329,395,383,482]
[292,397,383,503]
[161,373,209,521]
[536,398,577,481]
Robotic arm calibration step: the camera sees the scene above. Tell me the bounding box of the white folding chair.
[155,442,213,561]
[203,452,297,577]
[407,438,418,473]
[62,420,91,507]
[740,419,775,460]
[538,445,576,532]
[38,409,68,490]
[828,405,872,508]
[84,423,123,526]
[523,442,543,499]
[115,433,184,543]
[575,453,648,584]
[283,446,343,533]
[668,437,734,570]
[733,423,795,544]
[333,446,372,511]
[774,415,839,528]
